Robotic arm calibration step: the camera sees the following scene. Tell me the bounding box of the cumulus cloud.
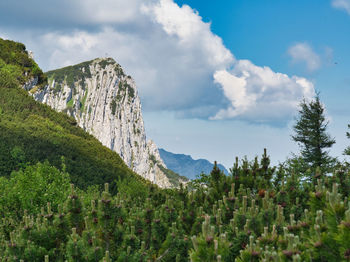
[288,43,321,72]
[0,0,315,125]
[212,60,315,123]
[332,0,350,14]
[142,0,234,67]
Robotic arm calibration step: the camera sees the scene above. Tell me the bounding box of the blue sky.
[157,0,350,167]
[1,0,349,168]
[148,0,350,167]
[175,0,350,96]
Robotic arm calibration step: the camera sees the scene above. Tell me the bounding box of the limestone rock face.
[31,58,177,188]
[23,77,38,91]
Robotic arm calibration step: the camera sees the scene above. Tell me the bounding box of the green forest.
[1,38,350,261]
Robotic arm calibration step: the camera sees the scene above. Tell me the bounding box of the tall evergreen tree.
[344,124,350,156]
[292,94,336,173]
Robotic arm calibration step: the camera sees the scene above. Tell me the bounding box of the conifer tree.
[344,124,350,156]
[292,94,336,174]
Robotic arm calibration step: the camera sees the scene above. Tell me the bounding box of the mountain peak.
[45,57,127,86]
[30,59,184,188]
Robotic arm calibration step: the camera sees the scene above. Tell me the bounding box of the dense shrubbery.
[1,153,350,261]
[0,161,71,218]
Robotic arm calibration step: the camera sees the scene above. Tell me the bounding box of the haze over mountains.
[159,148,228,180]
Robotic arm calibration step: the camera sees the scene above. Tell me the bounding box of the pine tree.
[344,124,350,156]
[292,94,336,174]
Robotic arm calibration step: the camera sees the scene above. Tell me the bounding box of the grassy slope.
[0,38,147,192]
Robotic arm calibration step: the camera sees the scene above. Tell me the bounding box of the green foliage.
[292,94,336,175]
[0,161,71,218]
[66,97,74,108]
[46,60,92,88]
[189,216,231,261]
[80,88,89,112]
[114,64,125,77]
[1,152,350,261]
[115,177,149,200]
[98,58,115,69]
[110,98,117,115]
[345,124,350,156]
[0,38,46,87]
[117,80,135,101]
[158,164,188,187]
[149,154,188,187]
[0,64,22,88]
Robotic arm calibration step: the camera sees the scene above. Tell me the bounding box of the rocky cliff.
[30,58,184,188]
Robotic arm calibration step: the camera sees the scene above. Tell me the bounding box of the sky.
[0,0,349,169]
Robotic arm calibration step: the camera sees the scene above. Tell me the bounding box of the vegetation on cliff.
[0,38,46,88]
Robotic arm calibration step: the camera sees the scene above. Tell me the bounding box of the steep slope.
[0,38,147,193]
[0,38,46,89]
[159,148,228,180]
[31,58,185,188]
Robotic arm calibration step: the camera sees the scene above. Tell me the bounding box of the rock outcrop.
[30,58,184,188]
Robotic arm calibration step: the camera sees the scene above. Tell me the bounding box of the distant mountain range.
[159,149,229,180]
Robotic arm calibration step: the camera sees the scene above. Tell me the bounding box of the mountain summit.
[30,58,185,187]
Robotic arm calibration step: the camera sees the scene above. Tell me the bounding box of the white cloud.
[288,43,321,72]
[332,0,350,14]
[1,0,315,125]
[44,31,98,53]
[213,70,255,117]
[212,60,315,123]
[142,0,234,67]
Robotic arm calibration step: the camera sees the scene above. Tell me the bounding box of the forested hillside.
[0,37,147,192]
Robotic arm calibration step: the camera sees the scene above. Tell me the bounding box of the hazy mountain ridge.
[159,148,228,180]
